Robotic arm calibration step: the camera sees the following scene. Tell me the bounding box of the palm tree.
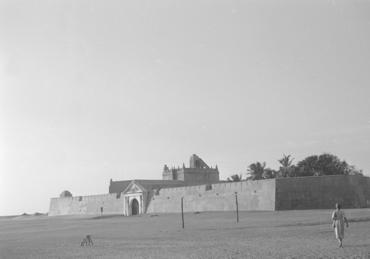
[247,162,266,180]
[279,154,294,168]
[278,154,295,177]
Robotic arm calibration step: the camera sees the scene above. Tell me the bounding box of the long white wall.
[146,180,276,213]
[49,193,124,216]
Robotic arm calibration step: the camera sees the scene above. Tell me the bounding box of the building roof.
[109,180,132,194]
[60,190,72,198]
[109,179,186,194]
[189,154,210,169]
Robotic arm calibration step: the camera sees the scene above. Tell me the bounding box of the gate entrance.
[131,198,139,215]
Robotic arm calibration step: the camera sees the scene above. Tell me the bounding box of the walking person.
[331,203,349,248]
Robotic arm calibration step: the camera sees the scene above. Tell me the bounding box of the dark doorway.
[131,198,139,215]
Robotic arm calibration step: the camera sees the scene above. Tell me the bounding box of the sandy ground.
[0,209,370,259]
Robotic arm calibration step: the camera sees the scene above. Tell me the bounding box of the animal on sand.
[80,235,94,246]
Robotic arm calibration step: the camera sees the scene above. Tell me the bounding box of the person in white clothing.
[331,203,349,248]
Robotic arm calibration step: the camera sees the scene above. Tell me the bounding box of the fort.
[49,154,370,216]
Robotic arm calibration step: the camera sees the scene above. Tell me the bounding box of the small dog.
[80,235,93,246]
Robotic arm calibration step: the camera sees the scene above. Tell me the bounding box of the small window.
[78,196,82,201]
[116,193,121,199]
[205,184,212,191]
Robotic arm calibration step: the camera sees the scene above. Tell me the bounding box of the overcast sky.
[0,0,369,215]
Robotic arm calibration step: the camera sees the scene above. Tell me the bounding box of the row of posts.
[181,192,239,229]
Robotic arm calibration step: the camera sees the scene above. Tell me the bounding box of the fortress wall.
[49,193,124,216]
[146,179,275,213]
[275,175,370,210]
[50,175,370,216]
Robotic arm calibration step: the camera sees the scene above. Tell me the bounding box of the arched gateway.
[131,198,139,215]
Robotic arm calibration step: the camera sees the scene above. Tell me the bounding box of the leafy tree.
[296,153,349,177]
[227,174,242,182]
[247,162,266,180]
[295,155,318,177]
[344,165,363,176]
[317,153,348,175]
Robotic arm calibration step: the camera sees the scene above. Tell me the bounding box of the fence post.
[181,197,185,229]
[235,192,239,223]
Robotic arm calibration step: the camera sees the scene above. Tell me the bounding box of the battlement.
[162,154,219,183]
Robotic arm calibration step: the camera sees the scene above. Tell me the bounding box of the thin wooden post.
[235,192,239,223]
[181,197,185,229]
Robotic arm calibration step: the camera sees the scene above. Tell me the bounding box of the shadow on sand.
[89,215,126,220]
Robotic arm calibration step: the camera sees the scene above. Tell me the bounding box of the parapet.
[162,154,220,183]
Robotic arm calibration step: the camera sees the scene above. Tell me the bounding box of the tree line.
[227,153,363,182]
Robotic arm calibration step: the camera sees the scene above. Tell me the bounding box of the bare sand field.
[1,209,370,259]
